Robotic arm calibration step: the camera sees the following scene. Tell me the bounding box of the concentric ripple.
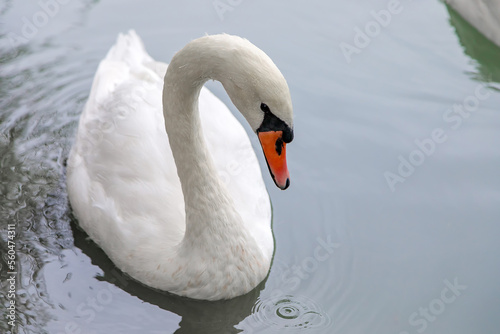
[251,295,332,331]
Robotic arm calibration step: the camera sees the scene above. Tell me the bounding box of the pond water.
[1,0,500,333]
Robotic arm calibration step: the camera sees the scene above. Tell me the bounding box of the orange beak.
[258,131,290,190]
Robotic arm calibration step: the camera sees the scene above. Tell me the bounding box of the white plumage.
[67,31,293,300]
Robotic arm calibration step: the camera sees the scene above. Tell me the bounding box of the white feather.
[66,31,293,300]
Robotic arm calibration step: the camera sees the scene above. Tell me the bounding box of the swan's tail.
[85,30,157,107]
[105,30,154,66]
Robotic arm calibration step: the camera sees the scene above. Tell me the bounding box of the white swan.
[445,0,500,47]
[66,31,294,300]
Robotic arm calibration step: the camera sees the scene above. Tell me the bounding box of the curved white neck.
[162,40,245,245]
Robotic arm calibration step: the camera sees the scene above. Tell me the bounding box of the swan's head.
[214,35,294,190]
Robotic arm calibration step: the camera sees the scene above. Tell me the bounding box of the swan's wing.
[67,31,185,258]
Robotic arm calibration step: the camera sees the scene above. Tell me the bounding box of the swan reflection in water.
[71,220,266,334]
[445,1,500,84]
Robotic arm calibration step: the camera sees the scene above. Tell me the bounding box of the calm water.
[1,0,500,333]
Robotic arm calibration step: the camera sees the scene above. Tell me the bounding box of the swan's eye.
[260,103,271,113]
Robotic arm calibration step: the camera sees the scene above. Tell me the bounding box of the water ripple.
[250,295,332,331]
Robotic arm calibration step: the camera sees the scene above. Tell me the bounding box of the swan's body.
[446,0,500,47]
[67,31,293,300]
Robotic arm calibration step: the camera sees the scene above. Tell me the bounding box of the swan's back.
[67,31,272,273]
